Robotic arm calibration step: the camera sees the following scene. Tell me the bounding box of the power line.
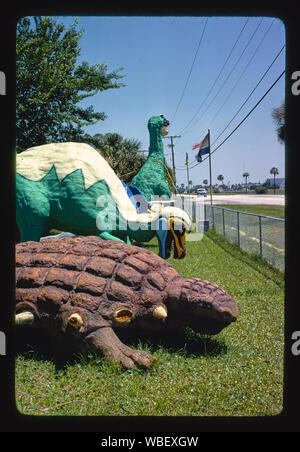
[175,43,285,171]
[210,45,285,148]
[203,18,275,134]
[178,17,250,135]
[170,17,209,125]
[186,70,285,171]
[183,17,264,136]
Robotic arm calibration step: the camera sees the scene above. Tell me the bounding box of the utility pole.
[186,152,190,193]
[208,129,213,206]
[163,135,181,187]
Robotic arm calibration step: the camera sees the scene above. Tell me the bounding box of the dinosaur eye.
[172,221,185,233]
[114,308,133,324]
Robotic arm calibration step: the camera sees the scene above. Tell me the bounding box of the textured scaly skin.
[16,236,238,369]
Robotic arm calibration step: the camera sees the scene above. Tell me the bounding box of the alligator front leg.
[84,327,155,369]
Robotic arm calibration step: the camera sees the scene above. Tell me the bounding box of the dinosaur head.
[148,114,170,137]
[156,206,192,259]
[165,278,238,335]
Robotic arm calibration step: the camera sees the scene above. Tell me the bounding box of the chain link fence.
[172,196,284,271]
[204,205,284,271]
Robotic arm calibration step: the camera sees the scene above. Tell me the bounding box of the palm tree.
[271,102,285,144]
[243,172,249,192]
[83,132,146,185]
[270,167,279,194]
[217,174,224,190]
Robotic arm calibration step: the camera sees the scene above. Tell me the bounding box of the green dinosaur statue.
[130,115,172,202]
[16,142,192,259]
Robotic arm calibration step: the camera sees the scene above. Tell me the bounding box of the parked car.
[197,188,207,197]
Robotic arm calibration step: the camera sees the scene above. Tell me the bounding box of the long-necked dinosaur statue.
[130,115,172,202]
[16,142,192,259]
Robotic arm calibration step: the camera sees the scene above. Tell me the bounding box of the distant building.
[265,178,285,189]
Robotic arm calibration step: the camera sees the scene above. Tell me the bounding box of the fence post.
[222,208,225,237]
[237,211,240,248]
[192,200,196,221]
[205,204,208,230]
[259,215,263,259]
[211,205,214,230]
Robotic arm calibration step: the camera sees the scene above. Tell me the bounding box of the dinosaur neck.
[148,127,164,162]
[130,124,171,202]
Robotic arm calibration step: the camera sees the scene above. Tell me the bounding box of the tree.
[271,101,285,144]
[243,172,249,192]
[203,179,208,189]
[82,133,145,185]
[82,132,175,192]
[217,174,224,187]
[270,167,279,194]
[16,16,125,151]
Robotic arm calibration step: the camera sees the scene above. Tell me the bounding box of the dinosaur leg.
[16,191,50,242]
[99,231,124,242]
[17,218,48,242]
[85,326,154,369]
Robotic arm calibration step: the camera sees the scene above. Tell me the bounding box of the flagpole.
[208,129,214,230]
[208,130,212,206]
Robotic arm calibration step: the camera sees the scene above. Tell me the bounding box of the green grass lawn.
[215,204,285,218]
[15,231,284,416]
[212,190,285,196]
[212,204,285,271]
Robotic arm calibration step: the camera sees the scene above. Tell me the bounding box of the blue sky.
[59,15,285,187]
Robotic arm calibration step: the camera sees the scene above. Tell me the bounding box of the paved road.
[196,194,285,205]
